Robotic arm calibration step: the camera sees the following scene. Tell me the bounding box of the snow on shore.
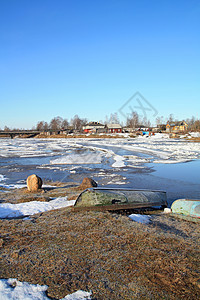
[0,278,92,300]
[129,214,151,224]
[0,197,75,219]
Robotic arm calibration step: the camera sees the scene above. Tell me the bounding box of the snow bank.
[0,278,92,300]
[0,197,75,219]
[129,214,151,224]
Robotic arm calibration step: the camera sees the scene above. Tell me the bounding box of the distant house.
[123,125,146,133]
[166,121,188,132]
[82,122,105,133]
[152,124,166,132]
[106,123,122,133]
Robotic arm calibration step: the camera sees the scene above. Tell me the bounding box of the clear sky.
[0,0,199,128]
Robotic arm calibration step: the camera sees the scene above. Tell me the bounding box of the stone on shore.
[79,177,97,189]
[27,174,43,192]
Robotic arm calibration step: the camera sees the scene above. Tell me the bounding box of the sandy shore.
[0,185,200,299]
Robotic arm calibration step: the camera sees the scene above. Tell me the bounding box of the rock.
[27,174,43,192]
[79,177,97,189]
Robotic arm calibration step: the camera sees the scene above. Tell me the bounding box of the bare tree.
[43,122,49,131]
[142,117,151,127]
[156,116,164,126]
[126,111,139,128]
[104,115,109,125]
[36,121,45,131]
[61,119,69,129]
[4,126,10,132]
[49,116,63,131]
[190,119,200,131]
[109,112,120,124]
[186,116,196,129]
[70,115,87,132]
[168,114,174,123]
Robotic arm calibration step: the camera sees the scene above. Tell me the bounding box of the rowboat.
[171,199,200,218]
[72,187,167,211]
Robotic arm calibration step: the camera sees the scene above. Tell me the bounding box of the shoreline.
[0,184,200,299]
[1,133,200,142]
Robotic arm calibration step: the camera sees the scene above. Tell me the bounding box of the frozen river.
[0,134,200,205]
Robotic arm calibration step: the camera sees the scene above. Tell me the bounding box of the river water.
[0,136,200,205]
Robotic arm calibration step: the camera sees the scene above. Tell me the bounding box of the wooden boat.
[72,187,167,211]
[171,199,200,218]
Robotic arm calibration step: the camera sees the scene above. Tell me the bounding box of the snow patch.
[129,214,151,224]
[0,197,75,218]
[189,132,200,138]
[0,278,92,300]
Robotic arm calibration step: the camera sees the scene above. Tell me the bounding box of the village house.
[106,123,122,133]
[152,124,167,132]
[166,121,188,132]
[82,122,105,133]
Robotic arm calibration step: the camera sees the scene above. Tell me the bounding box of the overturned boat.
[171,199,200,218]
[72,187,167,211]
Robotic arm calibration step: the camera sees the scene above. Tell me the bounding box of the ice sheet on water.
[0,183,27,189]
[1,134,200,170]
[0,278,92,300]
[112,154,125,168]
[50,153,103,164]
[153,159,192,164]
[0,175,25,190]
[0,197,75,218]
[81,134,200,164]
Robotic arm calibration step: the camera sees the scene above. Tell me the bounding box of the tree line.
[1,112,200,131]
[35,115,88,132]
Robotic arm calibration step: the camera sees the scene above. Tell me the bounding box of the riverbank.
[0,184,200,299]
[35,132,200,141]
[35,133,129,139]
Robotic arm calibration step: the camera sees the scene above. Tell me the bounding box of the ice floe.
[0,174,6,182]
[50,153,103,164]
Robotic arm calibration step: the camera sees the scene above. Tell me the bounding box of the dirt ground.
[0,185,200,300]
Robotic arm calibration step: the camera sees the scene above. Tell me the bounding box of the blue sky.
[0,0,200,128]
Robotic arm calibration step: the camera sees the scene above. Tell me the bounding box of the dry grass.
[0,183,80,204]
[186,137,200,142]
[0,208,200,300]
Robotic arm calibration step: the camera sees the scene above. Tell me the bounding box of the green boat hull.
[171,199,200,218]
[73,188,167,211]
